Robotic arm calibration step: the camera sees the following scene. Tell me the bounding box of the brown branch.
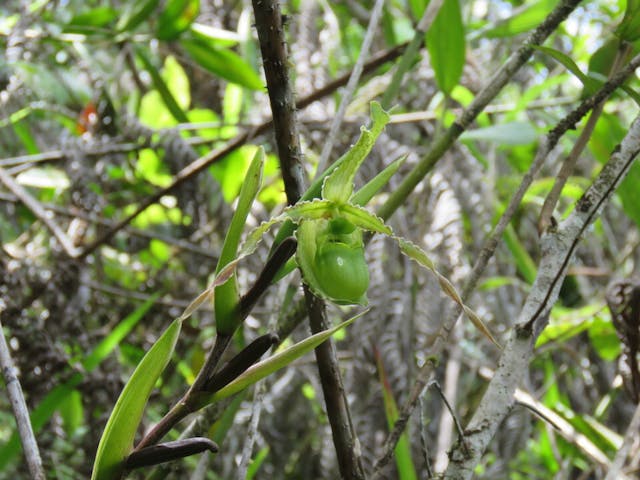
[251,1,365,478]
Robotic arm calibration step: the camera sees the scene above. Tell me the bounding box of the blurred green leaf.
[64,6,117,32]
[157,0,200,41]
[375,348,417,480]
[616,0,640,41]
[136,149,173,187]
[503,224,537,284]
[210,145,259,202]
[590,113,640,228]
[426,0,465,95]
[58,389,84,436]
[116,0,161,32]
[461,121,538,146]
[246,446,270,480]
[587,316,621,361]
[485,0,557,38]
[137,50,190,124]
[180,37,264,90]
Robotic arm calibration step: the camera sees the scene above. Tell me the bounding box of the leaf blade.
[91,319,182,480]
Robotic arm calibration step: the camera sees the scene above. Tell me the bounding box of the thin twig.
[0,312,45,480]
[0,192,218,259]
[316,0,385,174]
[604,401,640,480]
[252,1,365,477]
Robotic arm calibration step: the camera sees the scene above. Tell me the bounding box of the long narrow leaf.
[136,48,190,123]
[426,0,465,95]
[91,319,182,480]
[322,102,390,203]
[374,348,417,480]
[197,312,365,407]
[215,148,264,335]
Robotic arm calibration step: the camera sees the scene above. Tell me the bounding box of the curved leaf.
[91,319,182,480]
[180,38,263,90]
[322,102,390,203]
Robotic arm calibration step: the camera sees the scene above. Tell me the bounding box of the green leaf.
[64,6,117,32]
[116,0,161,32]
[337,203,392,236]
[215,148,264,335]
[180,38,264,90]
[210,145,259,202]
[246,446,269,480]
[426,0,465,95]
[0,296,158,470]
[588,315,621,361]
[616,0,640,41]
[533,46,600,96]
[201,313,364,405]
[484,0,556,38]
[92,318,182,480]
[460,121,537,146]
[375,349,417,480]
[534,42,640,106]
[396,237,500,347]
[617,162,640,228]
[351,155,405,207]
[536,303,602,348]
[156,0,200,41]
[503,224,537,284]
[137,50,190,123]
[322,101,390,203]
[58,389,84,436]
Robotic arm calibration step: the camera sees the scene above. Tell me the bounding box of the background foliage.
[1,0,639,478]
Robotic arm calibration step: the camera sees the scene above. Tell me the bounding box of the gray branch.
[445,115,640,478]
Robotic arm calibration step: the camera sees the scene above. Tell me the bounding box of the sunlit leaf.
[426,0,465,95]
[180,38,263,90]
[460,121,538,146]
[485,0,557,38]
[157,0,200,41]
[92,319,182,480]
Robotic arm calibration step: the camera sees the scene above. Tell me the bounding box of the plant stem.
[252,1,365,477]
